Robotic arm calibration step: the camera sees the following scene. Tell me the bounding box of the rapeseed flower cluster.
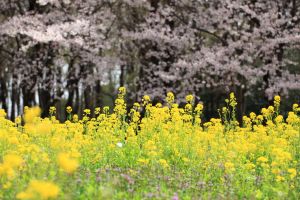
[0,90,299,199]
[0,154,23,179]
[57,153,79,174]
[16,180,59,199]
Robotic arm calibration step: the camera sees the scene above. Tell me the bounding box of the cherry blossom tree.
[126,1,300,97]
[124,0,300,117]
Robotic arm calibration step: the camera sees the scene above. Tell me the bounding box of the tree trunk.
[0,78,8,111]
[120,65,125,87]
[38,88,51,118]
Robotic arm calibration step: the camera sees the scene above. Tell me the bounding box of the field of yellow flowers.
[0,88,299,199]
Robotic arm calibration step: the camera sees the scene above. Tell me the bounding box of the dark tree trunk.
[11,84,18,120]
[236,86,246,122]
[38,88,51,118]
[84,85,93,110]
[75,87,80,115]
[120,65,125,87]
[28,0,37,11]
[22,85,36,107]
[95,80,102,107]
[0,78,8,111]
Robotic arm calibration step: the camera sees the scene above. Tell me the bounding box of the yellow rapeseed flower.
[15,116,22,124]
[57,153,79,174]
[84,109,91,115]
[24,107,41,124]
[185,95,194,104]
[276,175,285,182]
[274,95,280,110]
[0,109,6,117]
[229,92,237,107]
[66,106,72,114]
[95,107,101,115]
[257,156,268,163]
[118,87,126,96]
[287,168,297,179]
[0,154,23,179]
[49,106,56,115]
[159,159,169,169]
[72,114,79,122]
[166,92,175,105]
[292,103,299,112]
[16,180,59,199]
[3,154,23,168]
[224,162,235,172]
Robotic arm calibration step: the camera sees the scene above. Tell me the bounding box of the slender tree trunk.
[75,87,80,116]
[95,80,102,107]
[38,88,51,118]
[84,85,93,111]
[17,87,21,116]
[11,85,17,120]
[237,86,246,122]
[22,87,35,107]
[120,65,125,87]
[0,78,8,111]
